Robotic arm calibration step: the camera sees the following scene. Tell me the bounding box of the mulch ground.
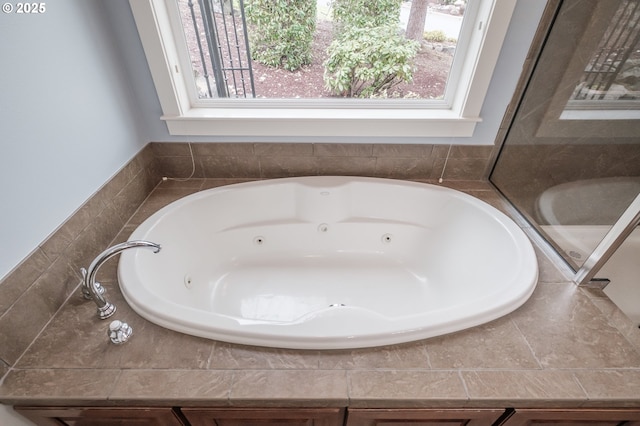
[251,20,454,99]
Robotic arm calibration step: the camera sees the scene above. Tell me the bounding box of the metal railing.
[184,0,255,98]
[572,0,640,101]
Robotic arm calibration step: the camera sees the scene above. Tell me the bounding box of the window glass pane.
[563,0,640,118]
[176,0,468,100]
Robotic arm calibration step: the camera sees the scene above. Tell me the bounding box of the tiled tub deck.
[1,178,640,410]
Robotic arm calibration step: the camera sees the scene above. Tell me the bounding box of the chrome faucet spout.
[82,240,161,319]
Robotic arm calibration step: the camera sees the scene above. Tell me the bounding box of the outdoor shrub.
[324,25,419,98]
[331,0,402,33]
[245,0,316,71]
[424,30,447,43]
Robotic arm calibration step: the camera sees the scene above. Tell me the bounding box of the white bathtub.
[118,176,538,349]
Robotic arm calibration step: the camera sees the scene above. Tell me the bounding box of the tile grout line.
[7,277,85,377]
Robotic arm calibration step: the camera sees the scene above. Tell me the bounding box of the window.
[560,0,640,121]
[129,0,516,138]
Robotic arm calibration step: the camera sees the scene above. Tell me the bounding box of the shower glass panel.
[490,0,640,273]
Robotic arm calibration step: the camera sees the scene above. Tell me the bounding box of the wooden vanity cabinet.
[14,406,185,426]
[15,406,640,426]
[498,408,640,425]
[180,407,345,426]
[345,408,506,426]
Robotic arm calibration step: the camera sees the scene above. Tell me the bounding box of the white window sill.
[162,107,481,137]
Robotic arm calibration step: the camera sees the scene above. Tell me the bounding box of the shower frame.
[488,0,640,289]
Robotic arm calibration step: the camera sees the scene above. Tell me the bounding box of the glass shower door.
[490,0,640,321]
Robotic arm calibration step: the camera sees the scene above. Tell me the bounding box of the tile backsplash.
[151,142,496,181]
[0,142,494,377]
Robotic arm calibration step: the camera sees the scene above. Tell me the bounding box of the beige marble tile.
[511,282,640,368]
[111,369,233,403]
[530,244,573,284]
[115,320,214,370]
[112,169,156,224]
[461,370,586,407]
[372,144,434,158]
[64,207,126,273]
[374,157,434,179]
[0,258,79,366]
[101,156,145,203]
[0,369,119,404]
[209,342,320,369]
[463,189,512,213]
[30,257,80,317]
[426,317,540,369]
[150,142,193,157]
[314,144,373,157]
[574,370,640,406]
[16,293,120,369]
[126,186,202,226]
[137,143,159,171]
[200,178,259,190]
[254,143,314,156]
[157,155,204,179]
[0,361,8,380]
[318,341,430,369]
[17,283,214,370]
[192,142,255,156]
[584,291,640,353]
[229,370,348,406]
[155,177,205,190]
[432,145,495,159]
[259,156,319,177]
[316,157,377,176]
[438,180,493,192]
[0,248,50,316]
[96,202,129,246]
[39,194,107,265]
[347,370,467,408]
[431,158,490,181]
[200,156,261,178]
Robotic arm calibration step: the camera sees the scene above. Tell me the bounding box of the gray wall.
[0,1,147,277]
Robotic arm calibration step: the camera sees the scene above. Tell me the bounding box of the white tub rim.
[118,176,538,350]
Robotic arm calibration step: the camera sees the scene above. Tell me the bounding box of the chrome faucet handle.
[98,302,117,320]
[80,267,105,300]
[109,320,133,344]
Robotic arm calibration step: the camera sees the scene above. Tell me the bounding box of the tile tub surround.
[150,142,497,181]
[2,178,640,410]
[0,142,494,378]
[0,144,160,371]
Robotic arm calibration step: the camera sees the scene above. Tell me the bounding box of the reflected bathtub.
[118,176,538,349]
[536,176,640,324]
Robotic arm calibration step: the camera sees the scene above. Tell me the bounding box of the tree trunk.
[406,0,429,42]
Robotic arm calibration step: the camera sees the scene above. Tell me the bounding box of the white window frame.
[129,0,516,139]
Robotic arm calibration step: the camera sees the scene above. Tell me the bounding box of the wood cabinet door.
[181,407,345,426]
[345,408,506,426]
[14,406,185,426]
[500,408,640,426]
